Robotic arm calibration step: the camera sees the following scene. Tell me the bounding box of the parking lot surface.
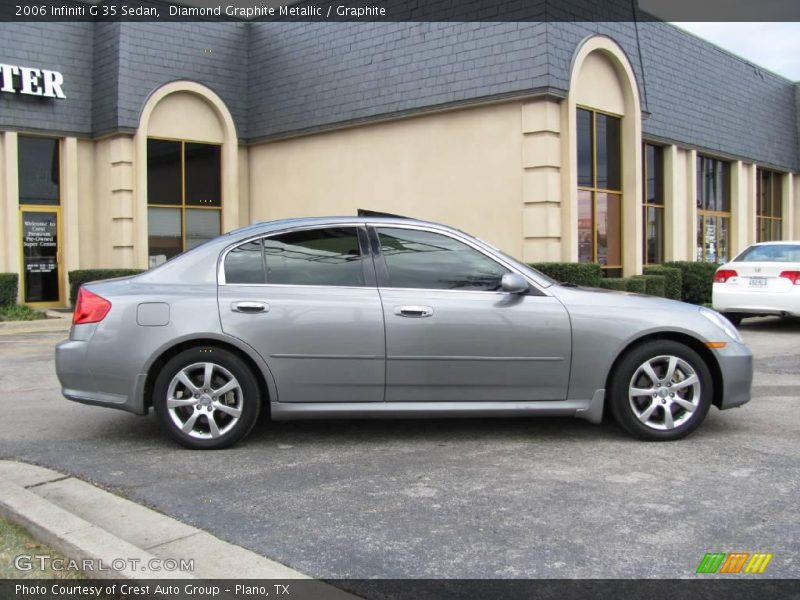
[0,318,798,578]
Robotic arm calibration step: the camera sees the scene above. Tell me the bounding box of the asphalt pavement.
[0,317,797,579]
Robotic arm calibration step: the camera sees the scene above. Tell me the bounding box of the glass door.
[20,207,62,306]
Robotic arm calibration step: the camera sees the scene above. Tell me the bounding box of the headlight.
[699,307,743,344]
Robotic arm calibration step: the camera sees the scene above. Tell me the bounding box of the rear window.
[735,245,800,263]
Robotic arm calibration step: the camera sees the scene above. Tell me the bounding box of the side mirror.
[501,273,529,294]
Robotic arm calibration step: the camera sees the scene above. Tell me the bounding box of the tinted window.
[596,113,621,191]
[18,136,60,205]
[225,240,266,284]
[577,109,593,187]
[263,228,364,286]
[147,139,181,205]
[377,228,509,291]
[185,143,221,207]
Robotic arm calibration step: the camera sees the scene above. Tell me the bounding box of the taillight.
[779,271,800,285]
[73,288,112,325]
[714,269,738,283]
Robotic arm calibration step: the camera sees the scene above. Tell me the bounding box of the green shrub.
[643,266,682,301]
[624,277,647,294]
[597,277,627,291]
[664,261,719,305]
[528,262,603,287]
[0,273,18,308]
[68,269,144,306]
[634,274,666,297]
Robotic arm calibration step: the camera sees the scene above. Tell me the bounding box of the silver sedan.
[56,217,753,449]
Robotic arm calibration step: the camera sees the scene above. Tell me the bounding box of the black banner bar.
[1,0,800,22]
[2,579,800,600]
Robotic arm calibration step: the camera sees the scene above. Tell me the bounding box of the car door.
[371,225,571,402]
[218,225,385,403]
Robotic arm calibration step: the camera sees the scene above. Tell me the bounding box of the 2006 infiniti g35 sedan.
[56,217,753,449]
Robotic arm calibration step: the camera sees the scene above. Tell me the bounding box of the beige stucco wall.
[247,102,525,258]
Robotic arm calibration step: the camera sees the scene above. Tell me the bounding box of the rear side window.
[224,228,365,287]
[377,227,509,291]
[225,240,265,284]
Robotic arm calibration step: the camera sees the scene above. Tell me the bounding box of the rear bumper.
[55,339,147,415]
[715,342,753,410]
[713,284,800,316]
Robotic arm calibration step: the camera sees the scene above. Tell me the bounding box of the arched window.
[577,107,623,277]
[146,138,222,265]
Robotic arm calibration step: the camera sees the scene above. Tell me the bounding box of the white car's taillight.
[779,271,800,285]
[714,269,738,283]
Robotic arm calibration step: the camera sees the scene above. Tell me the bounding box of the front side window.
[577,108,623,277]
[225,228,364,287]
[696,155,731,263]
[18,136,60,205]
[756,169,782,242]
[147,139,221,265]
[643,144,665,265]
[377,227,509,291]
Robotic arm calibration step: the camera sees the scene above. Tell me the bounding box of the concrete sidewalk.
[0,459,350,595]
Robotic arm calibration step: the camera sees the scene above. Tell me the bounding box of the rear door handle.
[394,305,434,318]
[231,301,268,314]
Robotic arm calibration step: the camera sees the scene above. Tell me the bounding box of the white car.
[713,241,800,325]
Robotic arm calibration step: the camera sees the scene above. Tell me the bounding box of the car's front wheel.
[609,340,713,441]
[153,347,261,449]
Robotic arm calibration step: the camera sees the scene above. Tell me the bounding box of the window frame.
[146,136,223,260]
[696,154,731,263]
[642,143,665,266]
[756,168,783,243]
[220,225,375,288]
[218,223,546,295]
[576,106,624,274]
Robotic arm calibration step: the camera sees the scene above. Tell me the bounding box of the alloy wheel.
[166,362,243,439]
[628,355,701,431]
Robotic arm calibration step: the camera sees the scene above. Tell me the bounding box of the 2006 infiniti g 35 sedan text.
[55,217,753,449]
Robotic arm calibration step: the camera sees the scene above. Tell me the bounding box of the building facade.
[0,18,798,306]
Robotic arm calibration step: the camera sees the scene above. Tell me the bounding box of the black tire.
[723,313,743,327]
[153,346,261,449]
[609,340,713,441]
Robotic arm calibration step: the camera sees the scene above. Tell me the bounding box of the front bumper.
[715,341,753,410]
[55,338,147,415]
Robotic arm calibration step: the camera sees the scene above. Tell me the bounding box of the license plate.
[749,277,767,288]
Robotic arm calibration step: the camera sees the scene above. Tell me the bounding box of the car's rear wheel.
[609,340,712,441]
[153,347,260,449]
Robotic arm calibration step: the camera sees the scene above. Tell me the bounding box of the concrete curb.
[0,460,353,594]
[0,317,71,335]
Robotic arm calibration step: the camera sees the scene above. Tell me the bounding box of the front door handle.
[231,301,268,314]
[394,305,434,318]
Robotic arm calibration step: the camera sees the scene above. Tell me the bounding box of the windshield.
[735,244,800,263]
